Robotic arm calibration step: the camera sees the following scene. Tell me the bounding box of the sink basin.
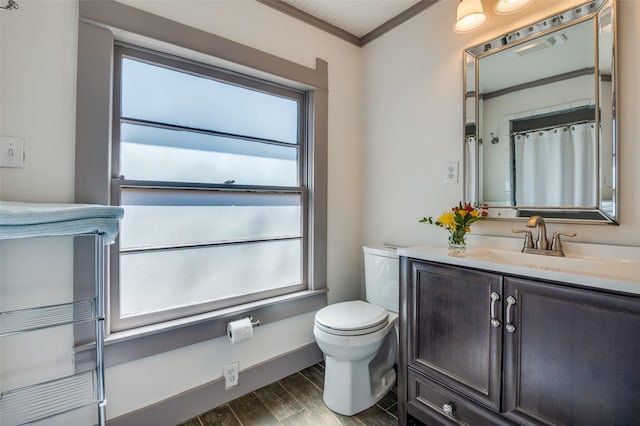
[398,237,640,295]
[465,247,639,283]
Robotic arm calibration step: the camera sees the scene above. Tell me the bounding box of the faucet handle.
[512,229,534,251]
[552,232,577,256]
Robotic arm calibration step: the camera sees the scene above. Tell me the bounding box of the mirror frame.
[463,0,618,224]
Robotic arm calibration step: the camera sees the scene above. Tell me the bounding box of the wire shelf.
[0,299,97,337]
[0,370,99,425]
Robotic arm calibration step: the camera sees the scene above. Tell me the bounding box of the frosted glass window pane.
[121,58,298,144]
[120,123,298,186]
[119,239,302,316]
[119,189,302,250]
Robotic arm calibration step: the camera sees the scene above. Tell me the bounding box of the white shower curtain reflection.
[514,122,596,207]
[465,135,481,202]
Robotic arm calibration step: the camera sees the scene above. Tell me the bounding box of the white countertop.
[398,236,640,296]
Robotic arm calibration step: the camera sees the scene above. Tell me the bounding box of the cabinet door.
[407,261,503,411]
[503,277,640,425]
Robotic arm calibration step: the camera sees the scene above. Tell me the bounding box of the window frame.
[110,45,309,331]
[74,0,328,368]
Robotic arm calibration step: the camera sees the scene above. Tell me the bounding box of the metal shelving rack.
[0,233,106,426]
[0,202,121,426]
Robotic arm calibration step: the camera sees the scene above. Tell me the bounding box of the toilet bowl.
[313,246,399,416]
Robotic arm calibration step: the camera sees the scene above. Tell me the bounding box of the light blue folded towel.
[0,201,124,244]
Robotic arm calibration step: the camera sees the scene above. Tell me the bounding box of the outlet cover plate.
[223,362,239,389]
[444,161,459,184]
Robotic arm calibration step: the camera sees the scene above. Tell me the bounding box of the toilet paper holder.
[227,316,260,344]
[247,316,260,327]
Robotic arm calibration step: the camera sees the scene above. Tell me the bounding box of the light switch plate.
[444,161,458,184]
[1,136,25,168]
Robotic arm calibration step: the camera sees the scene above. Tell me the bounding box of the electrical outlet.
[223,362,239,389]
[444,161,459,184]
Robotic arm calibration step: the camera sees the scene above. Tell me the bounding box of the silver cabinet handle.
[490,292,500,328]
[506,296,517,333]
[442,402,454,416]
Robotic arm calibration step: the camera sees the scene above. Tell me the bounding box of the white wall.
[0,0,363,421]
[362,0,640,248]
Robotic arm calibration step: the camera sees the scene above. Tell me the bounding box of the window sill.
[74,289,327,371]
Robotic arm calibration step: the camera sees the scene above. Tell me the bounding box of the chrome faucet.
[512,216,576,257]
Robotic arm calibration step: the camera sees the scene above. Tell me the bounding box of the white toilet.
[313,245,399,416]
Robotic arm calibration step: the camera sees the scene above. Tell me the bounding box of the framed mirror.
[463,0,618,223]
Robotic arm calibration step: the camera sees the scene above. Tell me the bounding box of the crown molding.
[257,0,440,47]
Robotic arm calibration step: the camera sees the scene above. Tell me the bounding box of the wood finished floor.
[178,362,398,426]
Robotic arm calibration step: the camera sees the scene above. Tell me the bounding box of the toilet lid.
[315,301,388,336]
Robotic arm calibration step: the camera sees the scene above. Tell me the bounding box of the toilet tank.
[363,245,399,313]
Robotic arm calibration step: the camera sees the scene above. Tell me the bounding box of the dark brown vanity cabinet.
[399,258,640,426]
[502,276,640,425]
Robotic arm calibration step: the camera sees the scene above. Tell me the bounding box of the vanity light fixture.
[494,0,534,15]
[454,0,535,33]
[454,0,487,33]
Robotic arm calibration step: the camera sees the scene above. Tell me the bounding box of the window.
[110,46,308,331]
[75,6,327,364]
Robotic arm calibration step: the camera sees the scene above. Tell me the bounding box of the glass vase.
[448,235,466,257]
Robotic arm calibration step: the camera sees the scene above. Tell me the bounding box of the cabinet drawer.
[407,369,514,426]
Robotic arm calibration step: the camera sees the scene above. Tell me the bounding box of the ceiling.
[282,0,420,37]
[479,19,594,93]
[258,0,440,46]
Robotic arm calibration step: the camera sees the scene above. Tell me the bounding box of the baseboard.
[107,342,323,426]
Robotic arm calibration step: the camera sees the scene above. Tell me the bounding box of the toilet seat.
[315,300,389,336]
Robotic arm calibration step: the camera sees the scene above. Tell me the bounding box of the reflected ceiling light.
[454,0,487,33]
[509,33,567,56]
[494,0,535,15]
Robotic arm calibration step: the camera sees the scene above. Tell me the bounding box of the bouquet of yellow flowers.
[419,202,483,245]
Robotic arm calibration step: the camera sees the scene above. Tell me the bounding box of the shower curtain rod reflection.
[511,119,596,136]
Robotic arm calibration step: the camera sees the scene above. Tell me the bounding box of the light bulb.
[454,0,487,33]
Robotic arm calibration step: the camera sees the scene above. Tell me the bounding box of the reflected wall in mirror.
[463,0,618,223]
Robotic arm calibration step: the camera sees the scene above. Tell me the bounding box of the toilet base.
[322,355,396,416]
